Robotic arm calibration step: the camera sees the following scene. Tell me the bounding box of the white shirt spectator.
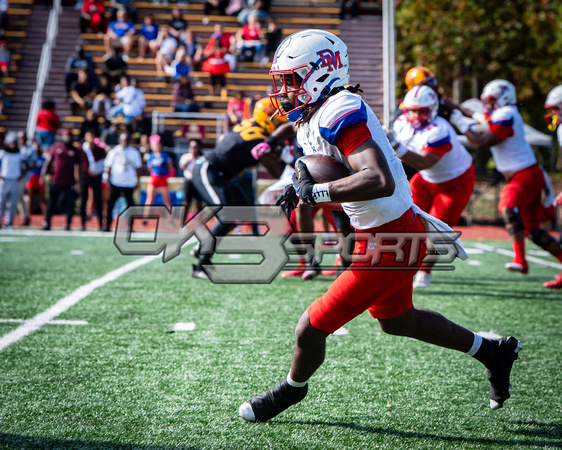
[160,37,178,59]
[104,144,142,187]
[0,0,7,13]
[115,86,146,118]
[0,150,25,180]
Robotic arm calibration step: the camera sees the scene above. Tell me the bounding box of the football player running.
[448,80,562,287]
[190,98,295,279]
[389,85,474,288]
[542,85,562,289]
[238,30,522,422]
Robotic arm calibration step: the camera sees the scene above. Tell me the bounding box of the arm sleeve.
[488,109,514,141]
[318,95,369,148]
[423,127,452,157]
[335,122,372,157]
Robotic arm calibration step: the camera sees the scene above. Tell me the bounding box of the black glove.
[292,160,317,207]
[275,184,299,220]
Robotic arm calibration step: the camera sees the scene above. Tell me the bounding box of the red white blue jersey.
[393,114,472,184]
[296,90,413,229]
[148,151,173,176]
[487,105,536,173]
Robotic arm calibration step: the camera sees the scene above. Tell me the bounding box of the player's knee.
[294,312,328,348]
[502,208,525,235]
[529,228,555,250]
[378,314,417,337]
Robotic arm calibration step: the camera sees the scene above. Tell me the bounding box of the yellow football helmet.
[405,66,438,92]
[253,97,288,135]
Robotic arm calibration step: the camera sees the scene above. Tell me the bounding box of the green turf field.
[0,231,561,449]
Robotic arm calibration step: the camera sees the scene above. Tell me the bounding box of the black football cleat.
[191,264,209,280]
[486,336,522,410]
[239,378,308,422]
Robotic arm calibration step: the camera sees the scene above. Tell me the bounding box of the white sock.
[287,372,308,388]
[465,333,483,357]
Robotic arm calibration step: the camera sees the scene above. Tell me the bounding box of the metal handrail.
[26,0,61,143]
[151,111,229,143]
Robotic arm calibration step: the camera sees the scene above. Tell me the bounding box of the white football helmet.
[402,85,439,130]
[480,80,516,112]
[544,85,562,131]
[269,29,350,120]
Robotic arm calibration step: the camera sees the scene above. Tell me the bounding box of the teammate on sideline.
[238,30,522,422]
[542,85,562,289]
[448,80,562,288]
[389,85,474,288]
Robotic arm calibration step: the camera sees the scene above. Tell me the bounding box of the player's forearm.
[327,168,394,203]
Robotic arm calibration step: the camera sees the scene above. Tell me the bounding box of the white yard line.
[474,243,562,270]
[0,255,158,352]
[0,319,89,325]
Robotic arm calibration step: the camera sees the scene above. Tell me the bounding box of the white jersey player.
[391,85,474,287]
[238,29,522,424]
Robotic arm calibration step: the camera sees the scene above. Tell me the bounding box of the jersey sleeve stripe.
[423,142,452,157]
[489,123,514,141]
[427,135,451,148]
[319,102,369,146]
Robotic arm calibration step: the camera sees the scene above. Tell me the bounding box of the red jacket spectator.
[36,109,60,134]
[81,0,106,33]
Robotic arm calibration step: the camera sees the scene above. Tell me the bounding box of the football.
[296,154,351,183]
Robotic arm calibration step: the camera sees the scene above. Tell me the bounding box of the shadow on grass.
[0,434,197,450]
[275,420,562,447]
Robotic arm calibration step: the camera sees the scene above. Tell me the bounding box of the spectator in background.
[109,0,137,23]
[0,0,8,34]
[64,44,96,94]
[25,141,46,221]
[179,138,204,217]
[155,27,178,81]
[339,0,359,21]
[171,75,199,112]
[103,131,142,231]
[93,73,113,118]
[80,130,106,231]
[264,20,281,62]
[144,134,174,209]
[202,38,231,96]
[36,100,60,152]
[137,14,159,60]
[0,132,27,229]
[41,129,82,231]
[235,15,264,62]
[109,76,146,124]
[104,8,135,61]
[16,130,35,227]
[179,29,203,69]
[0,40,10,78]
[80,0,106,34]
[204,0,228,17]
[100,118,120,147]
[69,69,95,115]
[167,8,187,39]
[226,90,247,127]
[103,46,128,85]
[205,24,236,54]
[80,108,101,139]
[166,48,191,80]
[237,0,270,26]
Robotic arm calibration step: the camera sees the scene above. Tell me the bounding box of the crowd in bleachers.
[0,0,343,230]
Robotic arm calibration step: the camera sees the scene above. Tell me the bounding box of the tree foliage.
[395,0,561,129]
